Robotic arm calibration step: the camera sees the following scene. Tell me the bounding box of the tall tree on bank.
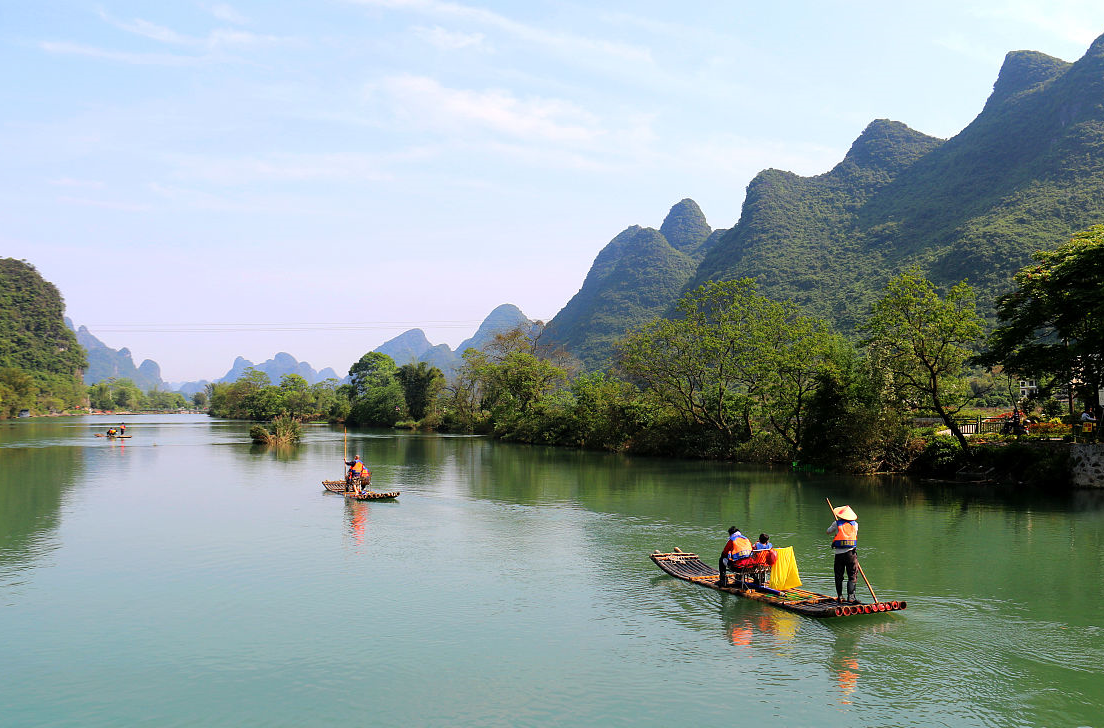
[346,352,405,426]
[976,225,1104,409]
[396,362,445,421]
[617,279,836,458]
[864,269,985,451]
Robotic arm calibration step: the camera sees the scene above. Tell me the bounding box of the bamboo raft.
[94,433,132,438]
[321,480,400,500]
[651,548,907,618]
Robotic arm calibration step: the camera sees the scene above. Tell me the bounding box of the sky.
[4,1,1104,383]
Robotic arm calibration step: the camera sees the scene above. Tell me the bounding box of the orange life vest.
[832,520,857,549]
[348,461,368,477]
[726,534,753,561]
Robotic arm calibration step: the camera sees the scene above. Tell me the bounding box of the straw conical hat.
[833,505,857,520]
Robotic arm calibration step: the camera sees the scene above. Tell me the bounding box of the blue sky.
[4,1,1104,382]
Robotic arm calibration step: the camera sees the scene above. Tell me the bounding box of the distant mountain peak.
[986,50,1069,107]
[660,198,712,255]
[836,119,942,174]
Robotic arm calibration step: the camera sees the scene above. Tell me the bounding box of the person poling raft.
[319,428,400,500]
[345,454,371,494]
[651,507,907,618]
[826,498,880,606]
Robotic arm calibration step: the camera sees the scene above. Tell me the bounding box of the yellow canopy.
[768,546,802,591]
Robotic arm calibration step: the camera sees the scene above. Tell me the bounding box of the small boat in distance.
[94,433,132,439]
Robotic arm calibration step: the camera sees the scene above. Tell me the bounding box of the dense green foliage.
[864,269,986,450]
[0,259,87,416]
[618,279,839,459]
[206,369,346,422]
[977,224,1104,405]
[250,415,302,445]
[395,362,445,421]
[88,378,189,411]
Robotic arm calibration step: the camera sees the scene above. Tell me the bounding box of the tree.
[977,225,1104,410]
[278,373,314,420]
[395,362,445,421]
[346,352,405,426]
[864,268,985,451]
[349,352,398,398]
[617,278,835,457]
[0,367,38,417]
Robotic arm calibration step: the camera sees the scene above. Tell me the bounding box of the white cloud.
[106,15,193,45]
[38,41,208,66]
[210,3,251,25]
[161,152,395,185]
[50,177,106,189]
[968,1,1104,50]
[412,25,486,50]
[369,74,604,144]
[347,0,652,65]
[57,195,152,212]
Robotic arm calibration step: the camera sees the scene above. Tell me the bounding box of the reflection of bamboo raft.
[651,549,906,618]
[321,480,399,500]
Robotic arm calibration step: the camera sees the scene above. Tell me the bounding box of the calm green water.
[1,415,1102,727]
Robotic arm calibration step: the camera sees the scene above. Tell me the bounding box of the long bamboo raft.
[94,433,132,438]
[321,480,400,500]
[651,548,906,618]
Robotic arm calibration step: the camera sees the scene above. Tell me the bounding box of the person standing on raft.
[827,505,859,603]
[717,527,755,587]
[344,455,370,493]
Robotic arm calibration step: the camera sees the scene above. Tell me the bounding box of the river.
[1,414,1101,727]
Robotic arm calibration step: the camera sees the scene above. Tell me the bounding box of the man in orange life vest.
[828,505,859,603]
[717,527,755,587]
[344,455,370,493]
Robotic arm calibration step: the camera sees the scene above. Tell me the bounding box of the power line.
[83,320,485,333]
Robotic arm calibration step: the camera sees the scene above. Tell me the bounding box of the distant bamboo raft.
[321,480,399,500]
[650,549,906,618]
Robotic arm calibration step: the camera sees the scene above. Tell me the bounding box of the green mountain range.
[541,199,723,368]
[546,35,1104,369]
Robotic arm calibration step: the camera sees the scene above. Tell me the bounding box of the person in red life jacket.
[120,423,126,434]
[344,455,370,493]
[828,505,859,603]
[750,533,775,585]
[717,527,755,588]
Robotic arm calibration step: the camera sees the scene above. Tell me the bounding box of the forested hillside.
[0,259,87,415]
[550,34,1104,368]
[692,37,1104,329]
[542,199,722,369]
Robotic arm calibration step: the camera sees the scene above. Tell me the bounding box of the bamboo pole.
[826,497,879,603]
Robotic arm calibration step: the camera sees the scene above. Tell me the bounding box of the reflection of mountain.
[0,435,85,580]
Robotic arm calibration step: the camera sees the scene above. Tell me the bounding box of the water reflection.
[0,444,86,584]
[248,443,304,461]
[721,604,802,648]
[344,498,369,547]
